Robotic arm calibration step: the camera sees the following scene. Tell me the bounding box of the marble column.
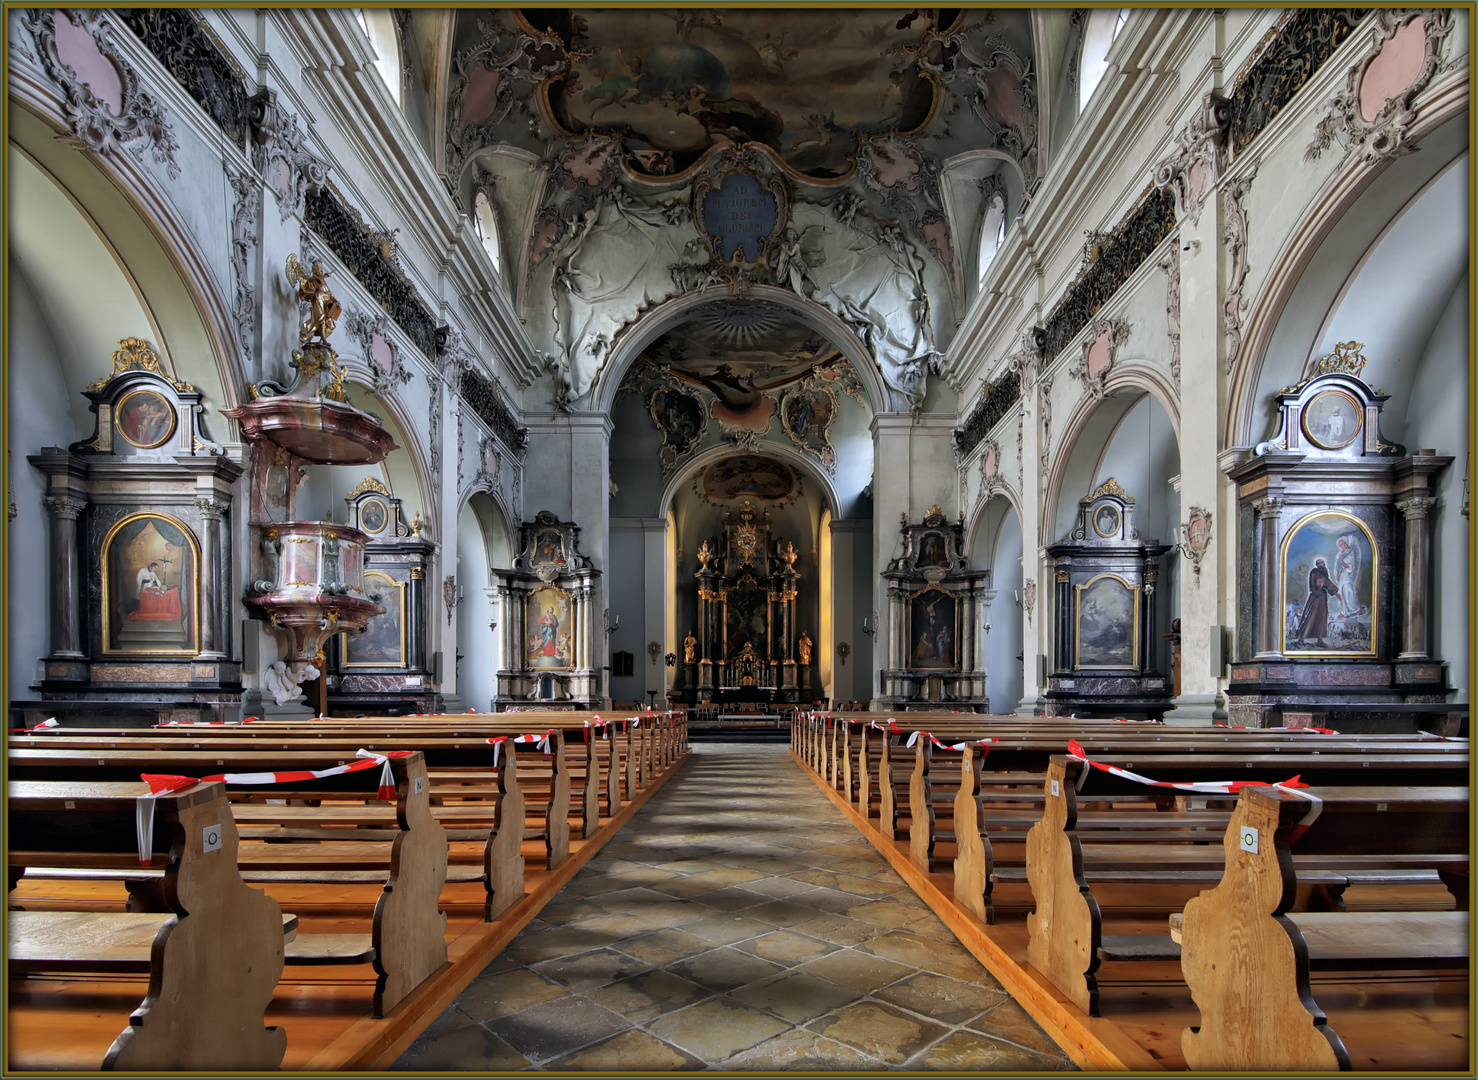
[194,496,228,659]
[1252,496,1286,657]
[1397,496,1436,660]
[43,494,86,659]
[407,567,426,670]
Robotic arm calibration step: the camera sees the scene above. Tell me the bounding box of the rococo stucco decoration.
[1305,10,1452,165]
[248,88,330,223]
[1221,162,1257,373]
[1150,92,1230,227]
[24,9,181,179]
[1070,317,1130,401]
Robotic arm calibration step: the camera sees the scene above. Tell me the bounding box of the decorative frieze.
[116,7,250,150]
[954,367,1022,457]
[459,367,528,459]
[1041,189,1176,361]
[303,185,439,360]
[1227,8,1369,156]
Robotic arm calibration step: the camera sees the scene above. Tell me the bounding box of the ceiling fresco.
[524,8,957,180]
[441,8,1054,411]
[617,298,866,477]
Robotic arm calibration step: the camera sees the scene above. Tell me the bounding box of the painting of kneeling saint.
[1282,511,1376,656]
[1075,574,1137,669]
[104,513,198,654]
[526,585,574,670]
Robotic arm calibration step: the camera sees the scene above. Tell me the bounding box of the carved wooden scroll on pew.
[855,722,872,820]
[1025,756,1100,1015]
[953,742,991,922]
[6,780,296,1071]
[374,752,449,1016]
[908,737,936,869]
[485,741,526,919]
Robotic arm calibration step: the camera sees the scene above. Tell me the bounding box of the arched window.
[1078,9,1130,111]
[354,9,403,108]
[473,190,502,274]
[978,192,1007,283]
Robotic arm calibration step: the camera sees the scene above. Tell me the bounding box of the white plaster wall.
[1405,274,1469,699]
[606,522,646,704]
[7,266,77,692]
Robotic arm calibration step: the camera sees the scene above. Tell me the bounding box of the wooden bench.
[6,780,288,1070]
[10,750,449,1017]
[1177,784,1470,1070]
[1021,754,1469,1015]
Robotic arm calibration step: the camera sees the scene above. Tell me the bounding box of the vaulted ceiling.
[403,8,1080,408]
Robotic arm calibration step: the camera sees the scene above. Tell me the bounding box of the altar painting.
[1281,511,1376,656]
[342,571,405,667]
[103,513,198,654]
[525,585,574,670]
[1074,574,1137,669]
[725,585,769,658]
[909,588,958,670]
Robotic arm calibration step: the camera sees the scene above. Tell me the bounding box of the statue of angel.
[285,253,342,343]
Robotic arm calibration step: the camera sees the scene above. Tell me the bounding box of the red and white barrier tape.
[903,729,999,752]
[485,729,556,767]
[1065,738,1309,795]
[135,750,412,862]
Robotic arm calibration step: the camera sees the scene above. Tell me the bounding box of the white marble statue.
[262,659,320,706]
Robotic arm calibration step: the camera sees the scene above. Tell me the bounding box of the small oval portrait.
[116,389,176,449]
[359,497,389,535]
[1302,389,1362,450]
[1092,504,1121,538]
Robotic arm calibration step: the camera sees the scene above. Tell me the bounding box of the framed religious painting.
[915,530,952,569]
[1301,389,1363,450]
[908,588,959,671]
[525,585,573,670]
[115,388,177,449]
[1280,510,1377,657]
[530,528,569,571]
[102,512,200,655]
[341,571,405,667]
[358,495,390,536]
[1074,573,1138,669]
[1092,503,1122,539]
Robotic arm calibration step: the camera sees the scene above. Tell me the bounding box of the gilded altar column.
[43,494,86,659]
[1252,496,1286,657]
[406,567,427,671]
[194,496,228,658]
[1397,496,1436,660]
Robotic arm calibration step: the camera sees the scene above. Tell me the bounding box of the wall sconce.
[647,640,660,666]
[664,652,676,668]
[604,609,619,637]
[837,641,852,665]
[861,611,876,637]
[1011,589,1023,609]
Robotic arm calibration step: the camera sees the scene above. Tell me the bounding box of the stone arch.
[590,284,893,417]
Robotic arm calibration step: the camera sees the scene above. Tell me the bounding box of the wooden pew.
[1177,784,1470,1071]
[10,750,448,1017]
[1022,753,1469,1016]
[6,780,288,1070]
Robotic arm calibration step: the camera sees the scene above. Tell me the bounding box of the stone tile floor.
[393,742,1075,1072]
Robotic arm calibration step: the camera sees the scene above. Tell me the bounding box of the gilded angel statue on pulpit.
[286,253,342,343]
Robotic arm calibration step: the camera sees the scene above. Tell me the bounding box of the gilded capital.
[1252,495,1286,519]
